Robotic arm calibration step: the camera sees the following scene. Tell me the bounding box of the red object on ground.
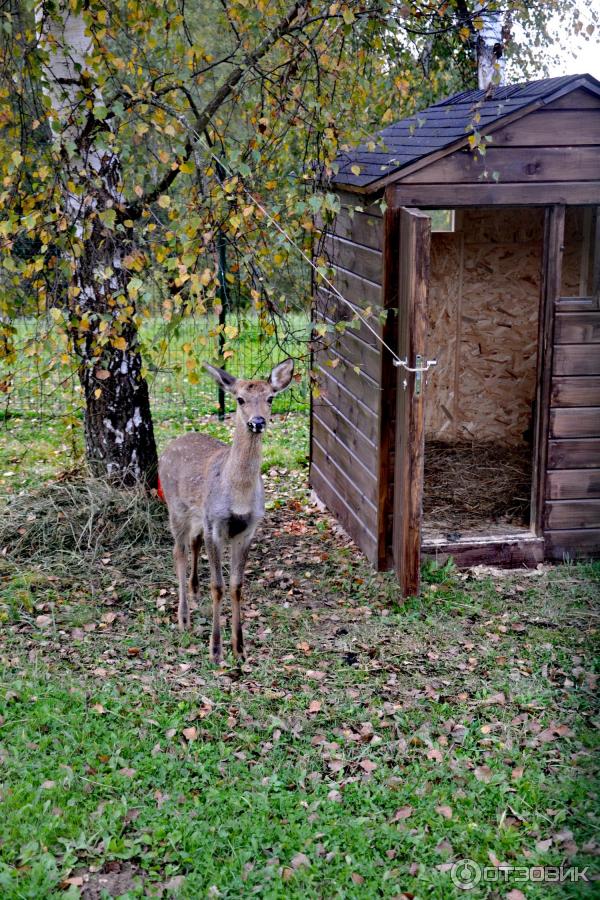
[156,476,165,503]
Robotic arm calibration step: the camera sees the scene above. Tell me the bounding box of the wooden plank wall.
[544,206,600,559]
[311,190,385,566]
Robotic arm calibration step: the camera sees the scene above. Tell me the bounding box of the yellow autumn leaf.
[113,336,127,350]
[157,195,170,208]
[350,165,361,176]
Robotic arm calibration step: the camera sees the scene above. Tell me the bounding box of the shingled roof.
[332,73,600,193]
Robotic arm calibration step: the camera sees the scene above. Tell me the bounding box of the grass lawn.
[1,407,599,898]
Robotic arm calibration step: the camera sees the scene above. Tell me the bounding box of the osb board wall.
[426,208,544,443]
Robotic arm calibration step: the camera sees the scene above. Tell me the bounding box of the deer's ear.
[269,358,294,393]
[204,363,237,393]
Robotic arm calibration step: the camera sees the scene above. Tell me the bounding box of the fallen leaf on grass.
[427,748,443,762]
[359,759,377,774]
[118,767,136,778]
[474,764,493,783]
[92,703,106,714]
[306,670,326,681]
[488,849,502,867]
[183,727,198,742]
[36,615,52,627]
[290,852,310,869]
[511,766,524,781]
[41,780,56,790]
[482,691,506,705]
[351,873,364,885]
[538,724,573,743]
[308,700,321,714]
[506,891,526,900]
[436,805,453,819]
[536,839,552,852]
[392,806,413,821]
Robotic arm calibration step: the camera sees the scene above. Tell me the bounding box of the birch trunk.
[38,3,157,486]
[476,4,506,92]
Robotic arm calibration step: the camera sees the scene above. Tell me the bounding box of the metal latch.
[393,355,437,391]
[415,354,423,395]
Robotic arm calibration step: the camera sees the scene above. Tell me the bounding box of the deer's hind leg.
[169,514,190,631]
[189,531,203,612]
[173,539,189,631]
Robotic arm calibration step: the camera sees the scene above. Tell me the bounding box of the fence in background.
[2,308,311,422]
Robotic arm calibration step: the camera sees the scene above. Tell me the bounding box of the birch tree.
[37,2,158,485]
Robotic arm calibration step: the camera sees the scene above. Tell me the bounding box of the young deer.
[158,359,294,664]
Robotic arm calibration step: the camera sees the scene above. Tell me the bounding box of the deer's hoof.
[210,637,222,666]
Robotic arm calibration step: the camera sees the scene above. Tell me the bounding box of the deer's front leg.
[205,534,224,665]
[230,533,253,662]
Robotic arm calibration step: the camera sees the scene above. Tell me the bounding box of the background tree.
[1,0,591,485]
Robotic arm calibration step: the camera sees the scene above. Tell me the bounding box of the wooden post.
[217,229,228,420]
[531,205,565,534]
[393,208,431,595]
[379,193,402,569]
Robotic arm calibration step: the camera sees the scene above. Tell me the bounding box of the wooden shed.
[310,73,600,594]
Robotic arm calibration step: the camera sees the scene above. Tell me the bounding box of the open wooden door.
[392,208,431,595]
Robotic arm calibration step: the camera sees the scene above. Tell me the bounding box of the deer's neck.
[223,418,263,510]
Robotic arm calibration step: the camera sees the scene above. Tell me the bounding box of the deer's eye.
[267,397,274,404]
[237,397,245,405]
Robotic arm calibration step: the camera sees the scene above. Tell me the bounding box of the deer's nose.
[248,416,266,433]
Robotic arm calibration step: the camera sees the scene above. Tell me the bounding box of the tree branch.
[125,0,309,219]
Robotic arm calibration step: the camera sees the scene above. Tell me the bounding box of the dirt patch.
[68,862,143,899]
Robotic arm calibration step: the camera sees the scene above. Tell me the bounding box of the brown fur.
[158,359,294,663]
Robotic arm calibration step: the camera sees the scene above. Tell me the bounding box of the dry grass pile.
[423,440,532,531]
[0,478,171,596]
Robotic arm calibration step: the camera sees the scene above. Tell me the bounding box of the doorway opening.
[421,208,544,548]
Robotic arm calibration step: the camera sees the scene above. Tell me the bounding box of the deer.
[158,358,294,664]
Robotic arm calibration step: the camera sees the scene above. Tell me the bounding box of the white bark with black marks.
[476,3,506,92]
[37,2,157,485]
